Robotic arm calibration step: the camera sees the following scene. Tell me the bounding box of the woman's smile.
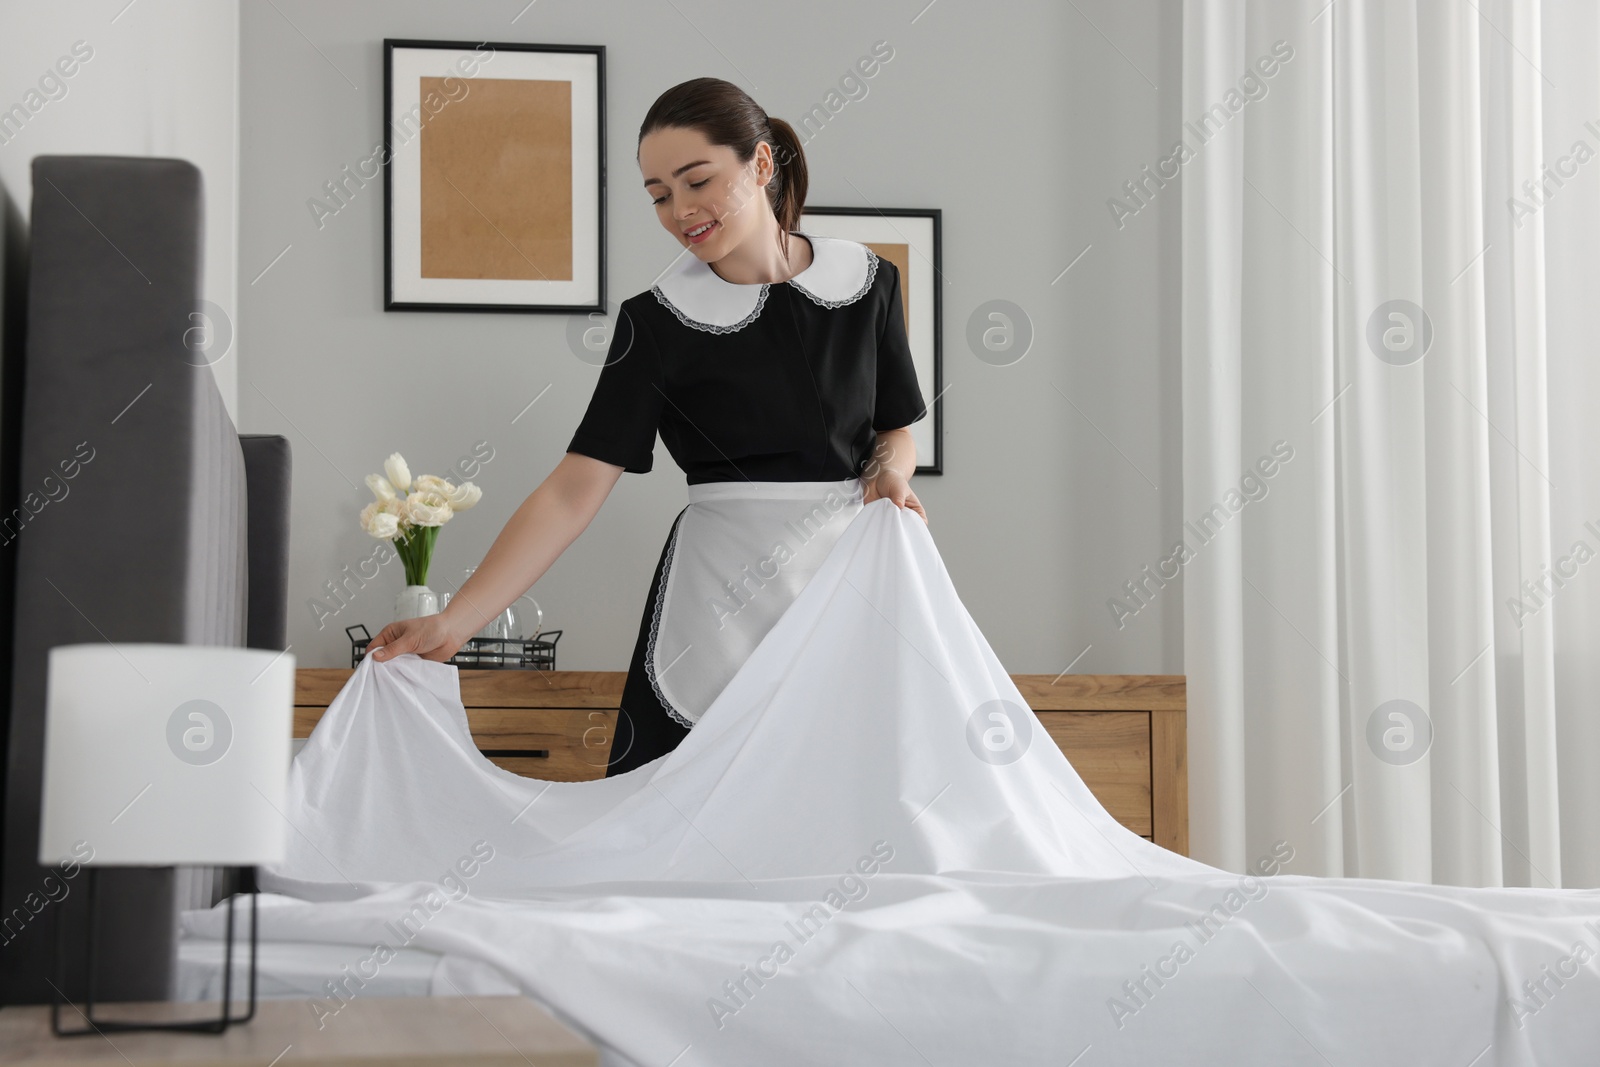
[685,219,720,245]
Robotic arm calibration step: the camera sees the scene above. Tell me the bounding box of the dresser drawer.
[1034,710,1151,835]
[469,707,617,781]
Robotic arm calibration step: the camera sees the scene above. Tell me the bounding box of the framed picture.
[798,207,942,475]
[796,206,934,473]
[383,39,605,313]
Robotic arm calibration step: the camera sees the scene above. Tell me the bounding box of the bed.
[193,501,1600,1067]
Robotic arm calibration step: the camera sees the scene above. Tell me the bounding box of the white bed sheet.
[175,895,518,1002]
[197,499,1600,1066]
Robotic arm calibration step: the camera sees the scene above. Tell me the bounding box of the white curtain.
[1181,0,1600,887]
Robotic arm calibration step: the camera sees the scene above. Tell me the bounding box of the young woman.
[367,77,928,775]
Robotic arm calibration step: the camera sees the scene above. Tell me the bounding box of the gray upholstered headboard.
[0,156,291,1004]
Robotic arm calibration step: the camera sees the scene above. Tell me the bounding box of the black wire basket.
[348,624,562,670]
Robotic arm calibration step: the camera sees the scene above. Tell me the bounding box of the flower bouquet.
[360,451,482,620]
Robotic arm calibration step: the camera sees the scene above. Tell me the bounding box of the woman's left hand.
[863,470,927,524]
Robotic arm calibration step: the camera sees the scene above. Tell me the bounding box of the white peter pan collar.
[651,231,879,334]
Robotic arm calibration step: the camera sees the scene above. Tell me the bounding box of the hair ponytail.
[764,116,809,257]
[639,78,811,265]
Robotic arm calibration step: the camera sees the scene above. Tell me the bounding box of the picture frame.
[799,207,943,475]
[382,39,605,314]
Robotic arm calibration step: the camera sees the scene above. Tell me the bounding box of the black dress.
[565,230,927,775]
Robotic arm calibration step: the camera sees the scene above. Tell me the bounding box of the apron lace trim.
[644,507,697,729]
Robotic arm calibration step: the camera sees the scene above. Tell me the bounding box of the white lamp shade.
[37,643,296,866]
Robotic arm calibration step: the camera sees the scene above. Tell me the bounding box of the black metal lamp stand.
[50,865,258,1035]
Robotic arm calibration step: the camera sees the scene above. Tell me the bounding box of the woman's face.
[640,125,773,261]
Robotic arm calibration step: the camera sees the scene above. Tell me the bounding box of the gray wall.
[0,0,240,419]
[239,0,1184,675]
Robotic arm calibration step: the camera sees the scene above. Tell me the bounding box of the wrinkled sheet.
[188,499,1600,1066]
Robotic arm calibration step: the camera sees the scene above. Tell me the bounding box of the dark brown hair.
[638,77,810,264]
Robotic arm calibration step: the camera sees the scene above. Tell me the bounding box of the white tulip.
[413,474,454,495]
[384,452,412,492]
[447,482,482,510]
[360,501,401,539]
[403,490,453,526]
[366,473,397,502]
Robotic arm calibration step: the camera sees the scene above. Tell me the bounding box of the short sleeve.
[873,258,928,432]
[566,300,664,473]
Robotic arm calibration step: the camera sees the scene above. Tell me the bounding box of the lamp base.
[50,865,258,1035]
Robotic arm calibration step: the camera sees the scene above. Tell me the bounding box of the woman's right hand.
[367,612,469,663]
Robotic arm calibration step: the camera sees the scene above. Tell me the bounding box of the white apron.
[645,476,865,727]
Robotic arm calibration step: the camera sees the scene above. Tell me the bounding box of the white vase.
[394,584,439,622]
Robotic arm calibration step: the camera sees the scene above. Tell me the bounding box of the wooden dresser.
[294,671,1188,856]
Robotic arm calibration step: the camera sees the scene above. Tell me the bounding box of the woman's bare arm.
[368,452,623,661]
[866,426,916,482]
[442,452,622,639]
[861,426,926,523]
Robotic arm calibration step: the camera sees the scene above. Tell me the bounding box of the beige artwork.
[865,241,911,335]
[418,75,573,281]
